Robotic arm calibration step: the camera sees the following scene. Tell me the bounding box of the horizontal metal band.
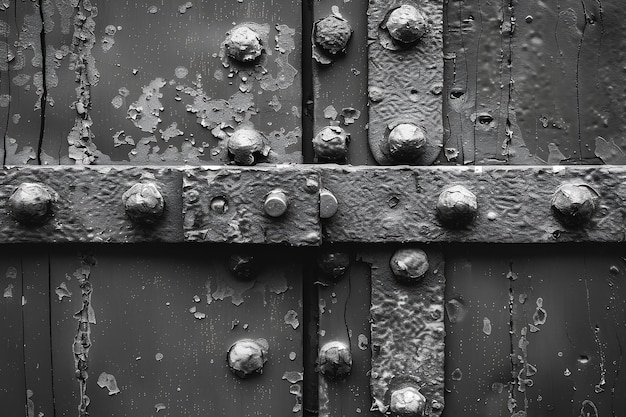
[0,165,623,244]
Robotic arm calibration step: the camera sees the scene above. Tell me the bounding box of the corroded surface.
[321,165,626,243]
[364,247,445,415]
[183,166,321,245]
[368,0,443,165]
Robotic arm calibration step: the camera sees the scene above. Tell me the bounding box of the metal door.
[1,1,625,417]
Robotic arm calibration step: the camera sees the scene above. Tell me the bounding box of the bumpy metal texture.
[321,165,626,243]
[0,167,183,243]
[183,166,321,245]
[368,0,443,165]
[364,246,445,415]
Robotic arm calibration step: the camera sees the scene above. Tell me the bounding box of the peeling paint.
[3,283,13,298]
[55,282,72,300]
[127,78,166,134]
[284,309,299,329]
[96,372,120,395]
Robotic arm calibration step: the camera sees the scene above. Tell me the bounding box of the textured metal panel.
[183,166,321,245]
[0,166,183,243]
[321,165,626,243]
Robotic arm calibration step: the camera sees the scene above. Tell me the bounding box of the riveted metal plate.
[321,165,626,243]
[183,166,321,245]
[0,167,183,243]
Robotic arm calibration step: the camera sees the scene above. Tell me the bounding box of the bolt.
[210,196,229,214]
[228,254,259,280]
[225,26,263,63]
[122,182,165,225]
[551,183,599,227]
[312,126,349,162]
[390,386,426,416]
[318,341,352,380]
[8,182,54,224]
[387,123,426,163]
[436,185,478,227]
[385,5,428,45]
[227,338,269,378]
[390,248,429,284]
[320,188,339,219]
[314,14,353,56]
[227,128,270,166]
[264,189,289,217]
[316,252,350,280]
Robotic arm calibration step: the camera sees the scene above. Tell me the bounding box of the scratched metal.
[321,165,626,243]
[364,247,445,416]
[183,166,321,246]
[0,166,183,243]
[367,0,443,166]
[35,0,302,164]
[49,245,304,417]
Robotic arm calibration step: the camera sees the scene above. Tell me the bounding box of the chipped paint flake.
[55,282,72,301]
[282,371,303,383]
[97,372,120,395]
[284,309,299,329]
[3,283,13,299]
[127,78,167,133]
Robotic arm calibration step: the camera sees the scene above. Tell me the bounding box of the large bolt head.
[225,26,263,63]
[388,123,426,163]
[227,338,269,378]
[227,128,269,166]
[264,190,289,218]
[390,248,429,284]
[386,5,428,44]
[436,185,478,227]
[8,182,54,224]
[314,15,353,55]
[390,386,426,416]
[122,182,165,225]
[551,183,599,227]
[318,341,352,379]
[313,126,349,162]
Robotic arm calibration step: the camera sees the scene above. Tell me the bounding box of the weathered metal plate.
[183,166,321,245]
[367,0,443,166]
[0,166,183,243]
[365,246,445,415]
[321,165,626,243]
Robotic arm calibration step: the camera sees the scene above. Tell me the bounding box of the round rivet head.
[551,183,599,227]
[313,126,350,162]
[385,5,428,45]
[227,338,269,378]
[225,26,263,63]
[316,252,350,281]
[320,188,339,219]
[390,386,426,417]
[390,248,429,284]
[227,128,270,166]
[436,185,478,228]
[264,190,289,218]
[387,123,426,163]
[314,14,353,56]
[8,182,54,224]
[318,341,352,380]
[122,182,164,225]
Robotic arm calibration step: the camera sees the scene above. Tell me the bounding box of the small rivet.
[320,188,339,219]
[436,185,478,228]
[227,338,269,378]
[264,190,289,218]
[318,341,352,380]
[312,126,350,162]
[385,5,428,45]
[313,14,353,56]
[387,123,426,163]
[390,385,426,417]
[316,252,350,281]
[228,254,259,280]
[227,128,270,166]
[210,196,229,214]
[122,182,164,225]
[551,183,599,227]
[8,182,54,224]
[225,26,263,63]
[390,248,429,284]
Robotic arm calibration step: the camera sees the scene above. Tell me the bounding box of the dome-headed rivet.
[436,185,478,228]
[225,26,263,63]
[314,14,353,56]
[387,123,426,163]
[320,188,339,219]
[264,189,289,218]
[390,386,426,416]
[312,126,350,162]
[390,248,429,284]
[228,254,259,281]
[227,338,269,378]
[122,182,164,225]
[385,5,428,45]
[8,182,54,224]
[316,251,350,281]
[551,183,599,227]
[227,128,270,166]
[318,341,352,380]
